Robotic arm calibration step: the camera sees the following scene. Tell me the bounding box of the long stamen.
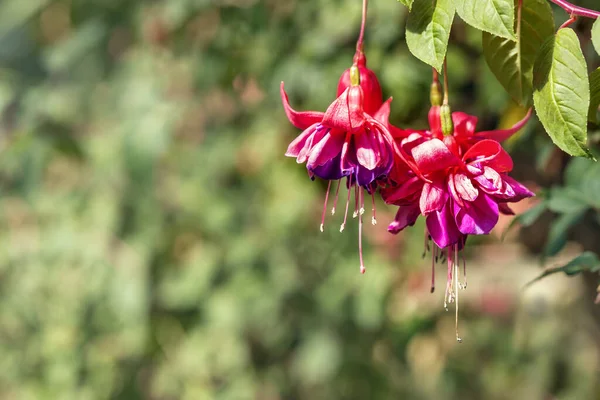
[431,248,436,293]
[353,185,359,218]
[462,253,467,289]
[358,189,366,274]
[422,230,429,259]
[444,247,453,311]
[320,181,332,232]
[454,244,462,343]
[340,181,352,232]
[371,192,377,225]
[331,180,342,215]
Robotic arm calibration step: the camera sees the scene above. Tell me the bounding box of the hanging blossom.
[381,103,533,341]
[279,0,407,274]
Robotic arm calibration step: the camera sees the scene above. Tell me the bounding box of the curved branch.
[550,0,600,19]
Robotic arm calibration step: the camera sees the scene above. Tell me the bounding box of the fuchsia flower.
[280,48,404,274]
[280,52,397,189]
[381,107,533,339]
[382,107,533,249]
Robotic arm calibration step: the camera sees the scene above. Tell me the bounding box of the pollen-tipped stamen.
[358,189,366,274]
[340,181,352,232]
[431,249,436,293]
[371,192,377,225]
[353,185,359,218]
[454,248,462,343]
[320,181,332,232]
[331,180,342,215]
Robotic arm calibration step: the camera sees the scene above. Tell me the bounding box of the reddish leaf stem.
[550,0,600,19]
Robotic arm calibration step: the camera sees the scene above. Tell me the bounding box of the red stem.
[356,0,368,51]
[550,0,600,19]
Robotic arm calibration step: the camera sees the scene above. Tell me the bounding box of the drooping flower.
[382,107,533,336]
[382,107,533,246]
[281,53,397,190]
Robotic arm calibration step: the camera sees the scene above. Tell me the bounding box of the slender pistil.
[340,181,352,232]
[331,180,342,215]
[320,181,332,232]
[358,189,366,274]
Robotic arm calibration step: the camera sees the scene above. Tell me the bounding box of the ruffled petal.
[426,203,462,249]
[355,129,381,170]
[280,82,325,129]
[502,175,535,202]
[285,123,320,157]
[388,205,421,234]
[307,129,345,168]
[411,138,461,175]
[381,175,423,205]
[453,193,499,235]
[463,139,513,173]
[453,173,479,202]
[420,181,448,214]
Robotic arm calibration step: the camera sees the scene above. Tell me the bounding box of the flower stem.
[356,0,368,51]
[442,59,449,106]
[550,0,600,19]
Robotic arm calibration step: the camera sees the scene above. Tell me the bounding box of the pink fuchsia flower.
[281,53,396,189]
[382,107,533,243]
[280,51,404,274]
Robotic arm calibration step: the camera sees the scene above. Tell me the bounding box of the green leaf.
[482,0,554,106]
[592,18,600,55]
[453,0,515,40]
[547,186,589,213]
[544,210,585,257]
[589,68,600,124]
[398,0,414,10]
[533,28,593,158]
[406,0,455,72]
[526,251,600,287]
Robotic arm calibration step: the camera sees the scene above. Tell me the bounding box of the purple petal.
[453,193,499,235]
[309,153,348,180]
[426,203,462,249]
[388,205,421,234]
[307,129,345,167]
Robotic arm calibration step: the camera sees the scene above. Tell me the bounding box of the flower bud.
[440,104,454,137]
[337,51,383,115]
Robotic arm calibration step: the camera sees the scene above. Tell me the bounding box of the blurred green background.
[0,0,599,399]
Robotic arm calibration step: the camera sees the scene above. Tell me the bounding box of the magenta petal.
[280,82,325,129]
[411,139,461,175]
[452,112,478,137]
[498,203,515,215]
[453,193,499,235]
[420,181,448,214]
[453,173,478,202]
[285,124,320,157]
[388,205,421,234]
[382,176,423,205]
[426,203,462,249]
[502,175,535,201]
[307,130,345,167]
[463,140,513,173]
[355,129,380,170]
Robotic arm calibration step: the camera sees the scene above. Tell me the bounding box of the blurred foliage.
[0,0,598,399]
